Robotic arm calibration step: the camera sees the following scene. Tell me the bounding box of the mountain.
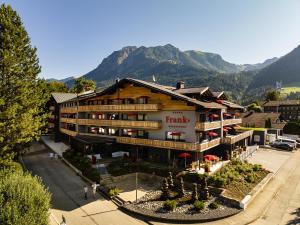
[48,44,283,103]
[242,57,278,71]
[249,45,300,89]
[84,44,248,84]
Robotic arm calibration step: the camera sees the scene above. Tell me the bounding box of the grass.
[238,127,266,131]
[280,86,300,97]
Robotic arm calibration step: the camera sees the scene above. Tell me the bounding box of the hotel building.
[57,78,253,165]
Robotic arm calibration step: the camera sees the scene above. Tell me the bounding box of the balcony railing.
[116,137,221,152]
[77,104,161,112]
[60,118,77,124]
[222,130,253,144]
[60,107,78,114]
[77,119,161,129]
[223,118,242,126]
[195,121,221,131]
[60,128,77,137]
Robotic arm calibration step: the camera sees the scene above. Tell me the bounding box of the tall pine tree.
[0,4,49,162]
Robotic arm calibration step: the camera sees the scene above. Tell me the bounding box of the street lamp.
[135,146,138,203]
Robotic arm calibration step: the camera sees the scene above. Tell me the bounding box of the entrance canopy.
[74,135,116,145]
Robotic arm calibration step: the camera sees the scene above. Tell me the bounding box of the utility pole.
[135,146,138,203]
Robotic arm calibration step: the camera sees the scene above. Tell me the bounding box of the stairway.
[100,174,114,188]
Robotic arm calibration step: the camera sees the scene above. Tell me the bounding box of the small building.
[46,93,77,141]
[263,100,300,121]
[242,112,286,144]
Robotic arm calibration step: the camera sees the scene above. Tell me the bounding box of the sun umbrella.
[178,153,191,167]
[204,154,218,161]
[170,132,181,136]
[207,131,218,137]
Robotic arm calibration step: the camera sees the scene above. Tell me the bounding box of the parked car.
[272,137,297,149]
[270,142,294,151]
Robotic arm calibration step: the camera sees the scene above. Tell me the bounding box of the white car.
[272,138,297,149]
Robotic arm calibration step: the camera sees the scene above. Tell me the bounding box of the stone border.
[239,172,274,209]
[121,204,241,223]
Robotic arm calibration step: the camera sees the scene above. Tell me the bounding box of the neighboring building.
[242,112,286,140]
[242,112,285,129]
[46,93,77,141]
[57,78,253,166]
[263,100,300,120]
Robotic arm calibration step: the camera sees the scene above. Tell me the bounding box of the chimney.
[176,81,185,89]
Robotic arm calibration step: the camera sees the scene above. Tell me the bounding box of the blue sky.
[2,0,300,79]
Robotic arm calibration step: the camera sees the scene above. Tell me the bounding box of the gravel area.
[124,190,241,222]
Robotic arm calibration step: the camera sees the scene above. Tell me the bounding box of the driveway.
[247,147,293,173]
[23,142,147,225]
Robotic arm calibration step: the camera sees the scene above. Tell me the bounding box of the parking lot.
[247,147,294,173]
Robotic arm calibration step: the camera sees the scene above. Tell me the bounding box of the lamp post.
[135,146,138,203]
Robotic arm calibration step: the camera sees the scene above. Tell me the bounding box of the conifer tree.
[0,4,49,162]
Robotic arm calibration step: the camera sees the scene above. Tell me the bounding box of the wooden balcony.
[195,121,221,131]
[60,128,77,137]
[60,107,78,114]
[222,130,253,144]
[116,137,221,152]
[223,118,242,126]
[78,104,161,112]
[60,118,77,124]
[77,119,161,129]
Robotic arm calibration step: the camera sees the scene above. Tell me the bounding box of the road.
[24,142,300,225]
[23,142,147,225]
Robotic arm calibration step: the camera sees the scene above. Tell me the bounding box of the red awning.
[209,114,219,118]
[223,128,228,132]
[207,131,218,137]
[224,126,232,130]
[178,153,192,158]
[223,113,232,117]
[216,100,224,104]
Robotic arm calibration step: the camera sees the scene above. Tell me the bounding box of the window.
[99,127,105,134]
[137,130,145,137]
[90,127,98,134]
[137,97,148,104]
[122,114,128,120]
[137,114,145,121]
[108,128,116,135]
[166,131,185,141]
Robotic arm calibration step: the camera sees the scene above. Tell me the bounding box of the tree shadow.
[286,208,300,225]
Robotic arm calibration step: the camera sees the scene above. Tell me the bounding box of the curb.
[239,172,274,209]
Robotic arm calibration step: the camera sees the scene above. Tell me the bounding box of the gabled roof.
[216,100,244,110]
[212,91,228,100]
[263,100,300,107]
[96,78,225,109]
[51,93,77,103]
[174,87,210,95]
[242,112,286,129]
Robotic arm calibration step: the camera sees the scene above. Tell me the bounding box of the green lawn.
[280,87,300,96]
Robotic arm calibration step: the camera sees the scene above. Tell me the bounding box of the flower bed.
[63,149,100,182]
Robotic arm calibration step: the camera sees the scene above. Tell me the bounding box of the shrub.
[245,173,255,183]
[208,202,219,209]
[108,187,120,197]
[0,166,51,225]
[193,200,205,211]
[253,164,262,171]
[214,175,226,188]
[164,199,177,211]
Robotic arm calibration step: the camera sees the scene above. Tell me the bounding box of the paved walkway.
[41,136,69,156]
[150,150,300,225]
[23,142,147,225]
